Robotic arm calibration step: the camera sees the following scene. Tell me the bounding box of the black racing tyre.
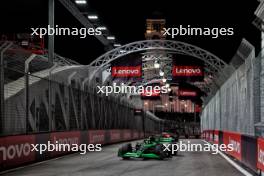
[155,144,166,160]
[166,144,173,158]
[171,142,178,156]
[172,149,178,156]
[159,150,167,160]
[118,143,132,159]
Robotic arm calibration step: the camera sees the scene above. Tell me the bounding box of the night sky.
[0,0,261,65]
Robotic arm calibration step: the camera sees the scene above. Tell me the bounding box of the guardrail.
[202,130,259,174]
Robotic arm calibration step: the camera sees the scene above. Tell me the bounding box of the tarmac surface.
[1,139,243,176]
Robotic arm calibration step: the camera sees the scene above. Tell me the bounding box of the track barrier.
[202,130,259,173]
[0,129,146,171]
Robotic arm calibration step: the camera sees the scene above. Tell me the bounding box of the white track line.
[202,140,252,176]
[0,153,77,175]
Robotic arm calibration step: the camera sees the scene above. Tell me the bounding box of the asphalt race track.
[1,139,243,176]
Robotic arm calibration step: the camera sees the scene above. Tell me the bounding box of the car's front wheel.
[118,143,132,159]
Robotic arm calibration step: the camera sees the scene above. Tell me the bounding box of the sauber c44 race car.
[118,133,178,160]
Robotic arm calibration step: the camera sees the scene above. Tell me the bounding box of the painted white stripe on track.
[202,140,252,176]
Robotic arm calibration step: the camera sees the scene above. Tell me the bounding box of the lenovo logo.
[53,136,79,145]
[112,66,141,77]
[124,132,131,139]
[210,134,214,141]
[90,134,105,143]
[111,132,120,141]
[258,148,264,165]
[133,132,139,138]
[0,143,31,161]
[179,90,197,97]
[229,138,241,153]
[214,134,219,143]
[172,66,203,77]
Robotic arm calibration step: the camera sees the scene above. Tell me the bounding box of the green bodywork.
[118,136,175,159]
[119,142,160,159]
[159,137,173,143]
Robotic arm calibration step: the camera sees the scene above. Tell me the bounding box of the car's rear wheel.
[171,142,178,156]
[172,149,178,156]
[155,144,166,160]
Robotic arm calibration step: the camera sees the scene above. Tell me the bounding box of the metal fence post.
[0,42,12,134]
[48,0,54,63]
[24,54,36,133]
[48,0,55,131]
[81,77,90,130]
[48,75,52,131]
[67,71,77,130]
[48,63,57,132]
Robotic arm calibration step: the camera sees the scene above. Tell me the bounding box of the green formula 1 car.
[118,134,178,160]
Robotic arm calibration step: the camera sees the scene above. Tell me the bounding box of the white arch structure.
[88,40,231,94]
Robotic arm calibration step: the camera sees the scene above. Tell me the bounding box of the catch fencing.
[201,41,261,136]
[0,42,162,136]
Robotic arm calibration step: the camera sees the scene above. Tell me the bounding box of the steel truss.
[88,40,230,95]
[57,0,111,47]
